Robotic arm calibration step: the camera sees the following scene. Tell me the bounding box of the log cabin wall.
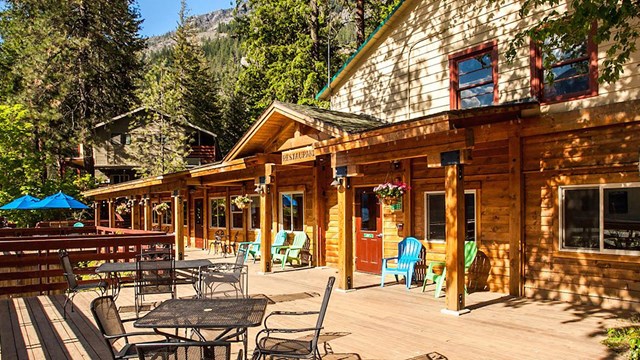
[522,119,640,310]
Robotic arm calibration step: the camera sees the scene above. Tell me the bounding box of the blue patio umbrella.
[31,191,89,210]
[0,194,41,210]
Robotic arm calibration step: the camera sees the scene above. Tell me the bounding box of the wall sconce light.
[254,176,269,194]
[392,160,401,170]
[188,186,196,194]
[330,177,344,188]
[331,166,348,189]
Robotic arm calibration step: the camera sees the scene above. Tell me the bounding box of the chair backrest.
[136,341,231,360]
[288,231,308,258]
[396,237,423,271]
[90,296,127,358]
[136,257,175,295]
[464,241,478,271]
[271,230,287,255]
[58,249,78,290]
[254,229,261,244]
[214,229,225,240]
[311,276,335,351]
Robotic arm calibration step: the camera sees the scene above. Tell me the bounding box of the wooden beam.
[173,193,185,260]
[259,185,273,273]
[337,180,354,290]
[508,133,523,296]
[130,198,139,230]
[444,164,465,312]
[94,201,101,227]
[143,197,152,231]
[108,199,116,228]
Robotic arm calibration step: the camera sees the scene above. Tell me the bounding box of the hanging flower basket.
[373,181,409,205]
[115,203,130,215]
[233,195,253,209]
[153,202,170,215]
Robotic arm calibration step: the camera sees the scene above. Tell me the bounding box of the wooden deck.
[0,247,631,360]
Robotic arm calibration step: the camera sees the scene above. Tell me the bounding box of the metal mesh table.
[133,298,267,329]
[96,259,214,273]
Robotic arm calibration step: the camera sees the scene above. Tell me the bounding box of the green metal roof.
[275,101,386,133]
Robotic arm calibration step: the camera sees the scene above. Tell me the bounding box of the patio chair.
[91,296,169,359]
[208,229,226,255]
[380,237,422,290]
[272,231,308,270]
[253,276,335,360]
[422,240,478,298]
[237,229,261,262]
[134,254,176,316]
[58,249,107,319]
[269,230,288,263]
[199,248,248,299]
[136,341,239,360]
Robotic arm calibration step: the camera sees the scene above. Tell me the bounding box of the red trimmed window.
[530,30,598,103]
[449,41,499,110]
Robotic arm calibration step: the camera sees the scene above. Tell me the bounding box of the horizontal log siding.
[328,0,640,123]
[523,121,640,310]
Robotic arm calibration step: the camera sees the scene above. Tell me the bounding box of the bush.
[603,318,640,360]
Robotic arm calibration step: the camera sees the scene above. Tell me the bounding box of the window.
[109,174,130,184]
[110,133,131,146]
[250,195,260,229]
[531,30,597,103]
[230,196,243,229]
[280,193,303,231]
[560,184,640,254]
[210,198,226,228]
[424,191,476,242]
[183,201,188,226]
[151,202,172,224]
[449,42,498,110]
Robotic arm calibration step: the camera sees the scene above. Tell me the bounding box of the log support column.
[130,197,139,230]
[443,163,468,315]
[337,177,354,291]
[173,191,185,260]
[108,199,116,228]
[259,164,275,273]
[509,133,524,296]
[94,201,101,227]
[143,196,152,231]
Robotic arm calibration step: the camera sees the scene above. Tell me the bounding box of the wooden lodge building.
[84,0,640,312]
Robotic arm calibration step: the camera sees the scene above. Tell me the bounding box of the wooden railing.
[0,228,174,298]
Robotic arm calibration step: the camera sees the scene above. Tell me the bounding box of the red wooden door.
[355,188,382,274]
[194,198,204,249]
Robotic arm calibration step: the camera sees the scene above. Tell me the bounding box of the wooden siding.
[328,0,640,122]
[523,121,640,309]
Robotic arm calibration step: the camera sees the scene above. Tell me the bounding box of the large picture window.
[449,42,498,110]
[560,184,640,254]
[230,196,243,229]
[280,192,304,231]
[531,30,598,103]
[424,191,476,242]
[210,198,226,228]
[250,195,260,229]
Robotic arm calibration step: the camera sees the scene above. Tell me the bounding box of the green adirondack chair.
[237,229,261,262]
[272,231,308,270]
[422,240,478,298]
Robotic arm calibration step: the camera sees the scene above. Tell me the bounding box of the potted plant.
[233,195,253,210]
[373,181,409,205]
[115,203,130,215]
[153,202,170,215]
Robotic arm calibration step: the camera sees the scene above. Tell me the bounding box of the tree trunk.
[310,0,319,62]
[356,0,365,46]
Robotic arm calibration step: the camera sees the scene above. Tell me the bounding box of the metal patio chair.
[199,248,248,299]
[136,341,238,360]
[91,296,170,359]
[134,253,176,316]
[58,249,107,318]
[253,276,335,360]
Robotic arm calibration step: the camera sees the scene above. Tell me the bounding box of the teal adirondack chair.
[270,230,288,258]
[238,229,261,262]
[422,240,478,298]
[380,237,423,290]
[272,231,308,270]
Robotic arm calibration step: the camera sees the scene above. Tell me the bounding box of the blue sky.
[137,0,233,37]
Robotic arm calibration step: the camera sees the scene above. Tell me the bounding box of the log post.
[143,196,152,231]
[443,163,467,314]
[108,199,116,228]
[337,177,354,290]
[94,201,101,227]
[130,197,139,230]
[259,184,273,273]
[509,133,524,296]
[173,191,184,260]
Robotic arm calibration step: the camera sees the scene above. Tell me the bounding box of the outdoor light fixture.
[254,176,268,194]
[331,166,348,189]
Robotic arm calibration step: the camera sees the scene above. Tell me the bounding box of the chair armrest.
[382,256,398,261]
[264,310,320,328]
[263,327,323,334]
[103,331,158,340]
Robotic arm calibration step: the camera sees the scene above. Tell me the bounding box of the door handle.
[376,233,383,238]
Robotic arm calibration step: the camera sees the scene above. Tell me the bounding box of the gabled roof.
[95,106,217,138]
[316,0,415,101]
[224,101,385,161]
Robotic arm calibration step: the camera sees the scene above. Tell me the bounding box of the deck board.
[0,248,631,360]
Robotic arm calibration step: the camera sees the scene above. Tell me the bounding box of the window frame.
[209,197,226,228]
[250,195,261,230]
[424,190,477,243]
[530,26,598,104]
[449,41,499,110]
[559,183,640,256]
[279,192,304,232]
[230,195,244,229]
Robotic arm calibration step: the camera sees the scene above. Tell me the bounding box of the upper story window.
[110,133,131,146]
[109,174,130,184]
[531,30,598,103]
[560,184,640,255]
[449,41,498,110]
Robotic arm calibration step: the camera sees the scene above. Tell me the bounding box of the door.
[194,198,204,249]
[355,188,383,274]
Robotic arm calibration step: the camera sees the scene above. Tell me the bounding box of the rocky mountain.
[145,8,235,53]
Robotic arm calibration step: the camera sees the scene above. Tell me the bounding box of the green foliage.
[504,0,639,84]
[603,320,640,360]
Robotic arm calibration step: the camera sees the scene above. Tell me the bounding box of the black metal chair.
[58,249,107,318]
[136,341,240,360]
[199,248,248,299]
[252,276,336,360]
[134,253,176,316]
[208,229,226,255]
[91,296,168,359]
